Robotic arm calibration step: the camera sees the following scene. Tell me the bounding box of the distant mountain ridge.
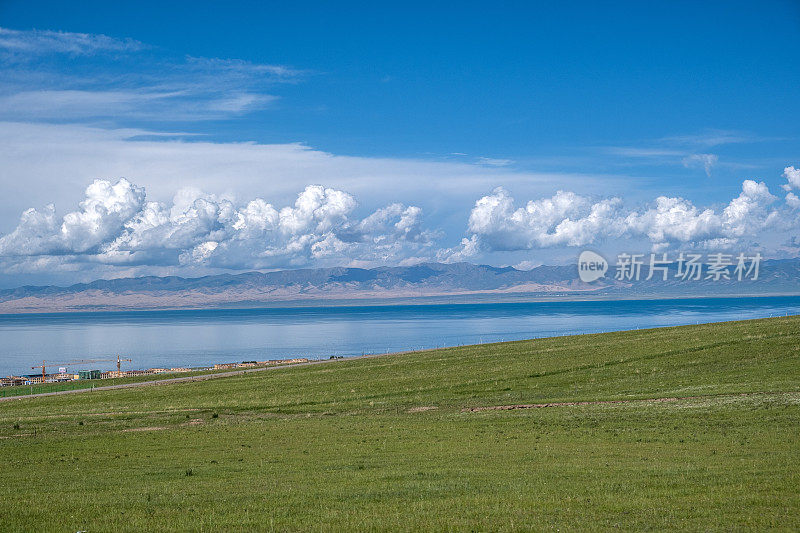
[1,260,799,313]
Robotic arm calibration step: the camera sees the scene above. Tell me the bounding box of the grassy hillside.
[1,316,799,531]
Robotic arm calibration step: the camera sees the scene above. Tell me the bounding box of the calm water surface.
[1,296,799,376]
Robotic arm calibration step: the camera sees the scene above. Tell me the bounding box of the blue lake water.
[1,296,799,377]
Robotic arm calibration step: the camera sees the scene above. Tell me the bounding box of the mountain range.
[1,260,799,314]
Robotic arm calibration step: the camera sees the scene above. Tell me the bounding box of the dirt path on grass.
[461,391,793,412]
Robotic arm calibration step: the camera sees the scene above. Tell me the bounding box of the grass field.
[1,316,799,531]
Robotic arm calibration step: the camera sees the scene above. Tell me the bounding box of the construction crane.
[31,355,132,382]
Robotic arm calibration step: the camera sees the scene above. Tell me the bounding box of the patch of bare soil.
[407,406,438,413]
[121,426,168,432]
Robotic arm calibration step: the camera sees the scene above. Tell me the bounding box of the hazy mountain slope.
[1,260,798,313]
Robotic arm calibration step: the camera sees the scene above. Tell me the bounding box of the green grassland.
[1,316,799,531]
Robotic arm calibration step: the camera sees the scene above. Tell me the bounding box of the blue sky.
[0,1,798,286]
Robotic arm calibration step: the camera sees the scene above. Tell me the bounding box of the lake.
[1,295,799,377]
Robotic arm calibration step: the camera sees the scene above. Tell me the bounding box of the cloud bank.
[0,179,437,273]
[1,167,797,279]
[441,172,798,260]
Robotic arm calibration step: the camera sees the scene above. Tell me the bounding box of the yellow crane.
[31,355,132,382]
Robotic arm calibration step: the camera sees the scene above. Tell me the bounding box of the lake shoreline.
[2,290,800,317]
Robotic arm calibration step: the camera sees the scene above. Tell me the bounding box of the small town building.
[0,376,27,387]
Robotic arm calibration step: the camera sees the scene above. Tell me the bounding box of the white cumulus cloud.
[782,166,800,191]
[451,176,792,257]
[624,196,720,250]
[0,180,438,272]
[463,187,625,251]
[786,192,800,210]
